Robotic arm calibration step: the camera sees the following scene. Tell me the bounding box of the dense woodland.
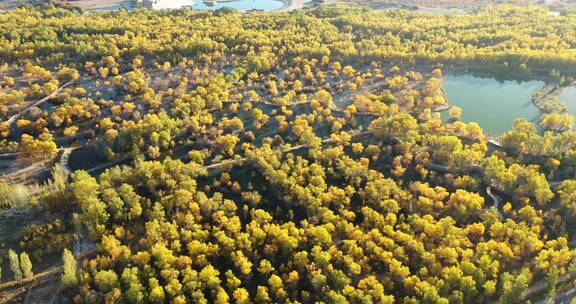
[0,4,576,304]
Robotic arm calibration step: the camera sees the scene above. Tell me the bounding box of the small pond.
[443,74,544,135]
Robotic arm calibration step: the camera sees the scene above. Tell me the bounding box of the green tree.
[20,252,33,279]
[8,249,22,281]
[94,270,119,293]
[62,249,78,289]
[546,266,559,297]
[500,268,532,304]
[368,113,420,143]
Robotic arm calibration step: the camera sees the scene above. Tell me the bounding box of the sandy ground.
[278,0,340,11]
[61,0,132,10]
[277,0,303,11]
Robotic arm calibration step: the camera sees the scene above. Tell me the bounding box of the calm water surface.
[558,86,576,117]
[443,75,544,135]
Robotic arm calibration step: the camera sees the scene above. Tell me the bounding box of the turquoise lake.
[443,75,544,135]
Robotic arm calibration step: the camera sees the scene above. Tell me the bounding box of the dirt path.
[3,82,73,127]
[486,187,504,219]
[0,158,55,184]
[0,266,61,304]
[277,0,308,11]
[59,147,77,175]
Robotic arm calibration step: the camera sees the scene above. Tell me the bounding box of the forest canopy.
[0,5,576,70]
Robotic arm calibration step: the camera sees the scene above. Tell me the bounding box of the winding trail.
[535,285,576,304]
[2,82,73,126]
[486,186,504,220]
[0,146,77,184]
[59,147,77,175]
